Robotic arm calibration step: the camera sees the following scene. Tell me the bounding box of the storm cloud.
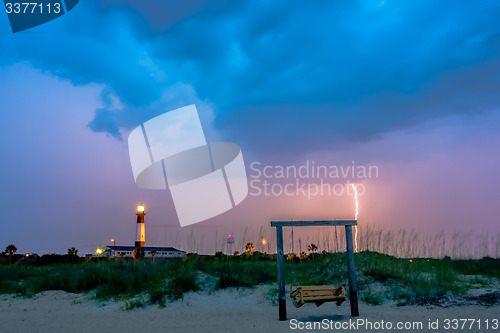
[1,0,499,152]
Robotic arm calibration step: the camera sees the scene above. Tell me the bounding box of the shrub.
[362,289,384,305]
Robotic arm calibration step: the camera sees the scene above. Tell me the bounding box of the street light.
[110,238,116,258]
[96,248,103,255]
[262,238,269,254]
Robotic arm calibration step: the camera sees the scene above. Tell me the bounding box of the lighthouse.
[135,204,146,247]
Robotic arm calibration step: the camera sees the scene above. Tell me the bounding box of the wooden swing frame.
[271,220,359,321]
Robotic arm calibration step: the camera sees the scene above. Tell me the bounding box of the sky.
[0,0,499,256]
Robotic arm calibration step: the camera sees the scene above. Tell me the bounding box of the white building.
[103,245,186,259]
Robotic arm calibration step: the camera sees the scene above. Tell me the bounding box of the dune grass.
[0,252,498,307]
[0,259,199,303]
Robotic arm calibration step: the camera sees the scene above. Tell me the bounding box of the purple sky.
[0,1,499,256]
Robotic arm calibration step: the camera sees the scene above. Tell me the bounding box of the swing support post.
[271,220,359,321]
[276,225,287,321]
[345,225,359,316]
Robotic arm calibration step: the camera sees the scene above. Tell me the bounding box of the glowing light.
[409,259,413,263]
[25,253,30,257]
[137,204,145,212]
[110,238,115,242]
[262,239,267,245]
[351,183,359,253]
[228,234,232,238]
[96,248,103,255]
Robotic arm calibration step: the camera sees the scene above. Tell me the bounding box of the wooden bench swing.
[271,220,359,321]
[291,284,347,308]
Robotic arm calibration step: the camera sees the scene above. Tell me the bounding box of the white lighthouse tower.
[135,204,146,247]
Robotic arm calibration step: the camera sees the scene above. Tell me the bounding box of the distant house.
[103,245,186,259]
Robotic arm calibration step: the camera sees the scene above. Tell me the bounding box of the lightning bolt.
[351,183,359,253]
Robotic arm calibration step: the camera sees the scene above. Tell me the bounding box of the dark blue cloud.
[2,0,500,153]
[87,107,121,139]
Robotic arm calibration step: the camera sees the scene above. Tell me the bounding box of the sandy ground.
[0,287,499,333]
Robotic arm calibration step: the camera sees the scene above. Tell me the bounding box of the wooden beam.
[293,285,340,291]
[271,220,357,227]
[276,225,287,321]
[345,225,359,317]
[301,295,346,301]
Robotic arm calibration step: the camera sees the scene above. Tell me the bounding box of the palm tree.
[119,252,126,259]
[150,249,157,263]
[308,243,318,260]
[5,244,17,263]
[299,252,308,260]
[133,247,145,260]
[233,251,240,256]
[67,247,78,255]
[245,242,255,255]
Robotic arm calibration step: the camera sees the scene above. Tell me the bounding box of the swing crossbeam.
[271,220,359,321]
[271,220,357,227]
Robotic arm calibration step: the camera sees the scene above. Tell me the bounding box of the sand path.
[0,287,498,333]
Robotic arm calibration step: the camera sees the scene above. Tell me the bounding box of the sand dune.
[1,286,499,333]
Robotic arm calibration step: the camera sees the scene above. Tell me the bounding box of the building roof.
[105,245,185,252]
